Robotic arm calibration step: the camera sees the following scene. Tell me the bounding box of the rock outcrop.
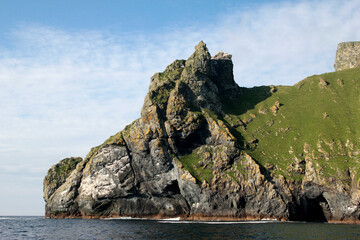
[334,41,360,71]
[44,41,360,223]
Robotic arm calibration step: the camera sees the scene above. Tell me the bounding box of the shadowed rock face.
[44,41,360,223]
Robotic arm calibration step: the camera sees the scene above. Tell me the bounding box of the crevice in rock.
[302,195,329,222]
[163,180,181,195]
[93,199,112,213]
[174,118,211,155]
[248,155,274,183]
[122,136,139,192]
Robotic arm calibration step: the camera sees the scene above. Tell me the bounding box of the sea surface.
[1,216,360,240]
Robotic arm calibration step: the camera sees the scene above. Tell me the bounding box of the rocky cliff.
[334,41,360,71]
[44,41,360,223]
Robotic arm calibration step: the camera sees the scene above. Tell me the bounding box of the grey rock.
[44,41,360,223]
[334,41,360,71]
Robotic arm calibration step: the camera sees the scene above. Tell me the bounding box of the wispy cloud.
[214,0,360,86]
[0,0,359,215]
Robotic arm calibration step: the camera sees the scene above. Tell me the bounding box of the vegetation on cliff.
[226,67,360,182]
[43,41,360,223]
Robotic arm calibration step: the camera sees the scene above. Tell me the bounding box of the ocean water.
[1,217,360,240]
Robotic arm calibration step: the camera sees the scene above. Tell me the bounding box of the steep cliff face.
[44,41,360,223]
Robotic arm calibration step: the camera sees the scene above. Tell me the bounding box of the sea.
[1,216,360,240]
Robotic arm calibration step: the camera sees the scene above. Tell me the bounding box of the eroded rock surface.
[334,41,360,71]
[44,41,360,223]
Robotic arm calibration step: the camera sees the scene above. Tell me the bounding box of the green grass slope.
[224,67,360,181]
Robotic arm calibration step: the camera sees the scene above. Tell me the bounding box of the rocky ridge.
[44,41,360,223]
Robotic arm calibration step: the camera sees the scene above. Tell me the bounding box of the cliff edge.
[44,41,360,223]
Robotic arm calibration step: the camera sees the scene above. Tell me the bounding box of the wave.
[102,216,181,221]
[158,217,181,221]
[102,217,154,221]
[101,216,283,224]
[158,219,281,224]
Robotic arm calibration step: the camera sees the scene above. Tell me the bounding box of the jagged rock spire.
[141,41,239,117]
[183,41,212,75]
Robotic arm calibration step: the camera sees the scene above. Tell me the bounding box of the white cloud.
[0,0,360,215]
[213,0,360,86]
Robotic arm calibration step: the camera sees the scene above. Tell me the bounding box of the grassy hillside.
[223,67,360,181]
[177,67,360,184]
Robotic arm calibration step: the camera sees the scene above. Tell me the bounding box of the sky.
[0,0,360,216]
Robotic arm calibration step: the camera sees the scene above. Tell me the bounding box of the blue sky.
[0,0,360,216]
[0,1,277,34]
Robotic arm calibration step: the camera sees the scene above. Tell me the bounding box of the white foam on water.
[102,216,159,221]
[203,220,279,224]
[158,220,193,224]
[102,216,181,221]
[101,216,282,224]
[158,217,180,221]
[158,219,280,224]
[102,217,142,220]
